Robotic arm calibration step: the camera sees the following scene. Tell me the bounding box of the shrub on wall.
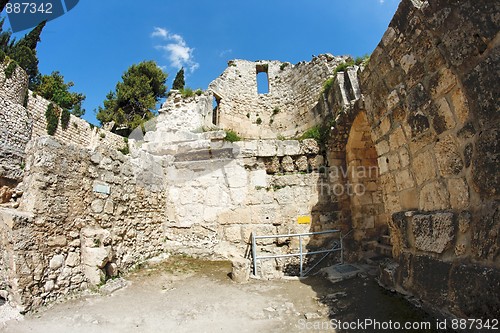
[180,87,194,98]
[60,108,71,130]
[118,137,130,155]
[45,103,59,135]
[224,129,241,142]
[22,89,29,108]
[322,77,335,94]
[4,60,17,79]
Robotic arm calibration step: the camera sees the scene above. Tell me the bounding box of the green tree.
[172,67,185,90]
[14,20,46,50]
[2,20,46,88]
[97,61,167,134]
[0,18,12,53]
[34,71,86,117]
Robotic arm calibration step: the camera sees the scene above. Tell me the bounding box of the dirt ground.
[1,257,333,333]
[1,256,444,333]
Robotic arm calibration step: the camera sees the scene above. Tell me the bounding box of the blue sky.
[8,0,401,125]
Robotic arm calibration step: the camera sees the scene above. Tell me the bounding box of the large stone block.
[410,255,452,308]
[411,212,456,254]
[411,149,437,185]
[300,139,319,155]
[257,140,277,157]
[434,135,464,177]
[250,170,267,188]
[224,225,242,243]
[447,178,470,210]
[231,258,250,283]
[419,180,450,211]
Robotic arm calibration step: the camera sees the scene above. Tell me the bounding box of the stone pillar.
[231,258,250,283]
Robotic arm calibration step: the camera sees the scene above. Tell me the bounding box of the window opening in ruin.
[212,94,221,126]
[256,64,269,94]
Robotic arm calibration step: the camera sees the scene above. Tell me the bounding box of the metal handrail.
[251,229,343,278]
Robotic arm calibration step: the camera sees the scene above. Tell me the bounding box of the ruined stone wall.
[0,137,166,312]
[158,90,214,132]
[163,139,348,264]
[0,61,125,187]
[209,55,347,139]
[27,93,124,151]
[358,0,499,319]
[0,63,31,182]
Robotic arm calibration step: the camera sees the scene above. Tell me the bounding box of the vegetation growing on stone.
[180,87,194,98]
[4,60,17,78]
[45,103,59,135]
[22,89,29,108]
[333,61,354,74]
[96,61,167,135]
[322,77,335,94]
[118,137,130,155]
[34,71,86,117]
[256,117,262,125]
[172,67,185,90]
[280,63,289,70]
[224,129,241,142]
[60,108,71,130]
[299,118,335,153]
[333,54,370,74]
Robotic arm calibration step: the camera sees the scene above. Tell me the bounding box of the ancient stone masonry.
[209,55,349,139]
[1,137,166,312]
[0,61,124,189]
[28,93,124,151]
[132,107,350,277]
[357,0,499,319]
[0,64,31,183]
[0,0,498,321]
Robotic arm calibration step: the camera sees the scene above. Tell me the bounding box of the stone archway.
[345,112,387,244]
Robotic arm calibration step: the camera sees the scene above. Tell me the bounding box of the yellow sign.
[297,215,311,224]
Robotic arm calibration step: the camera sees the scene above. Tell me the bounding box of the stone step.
[174,147,234,162]
[379,235,392,246]
[374,243,393,257]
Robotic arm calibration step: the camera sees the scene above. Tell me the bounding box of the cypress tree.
[9,21,46,88]
[15,20,46,50]
[172,67,185,90]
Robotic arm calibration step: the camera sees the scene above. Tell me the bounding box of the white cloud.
[219,49,233,58]
[151,27,168,38]
[151,27,199,73]
[379,0,385,3]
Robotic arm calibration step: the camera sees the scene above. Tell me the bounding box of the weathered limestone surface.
[0,137,166,312]
[0,64,31,182]
[209,55,348,139]
[0,62,124,187]
[359,0,500,319]
[158,90,214,132]
[0,0,498,320]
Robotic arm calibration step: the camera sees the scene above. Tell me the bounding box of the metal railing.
[251,229,343,278]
